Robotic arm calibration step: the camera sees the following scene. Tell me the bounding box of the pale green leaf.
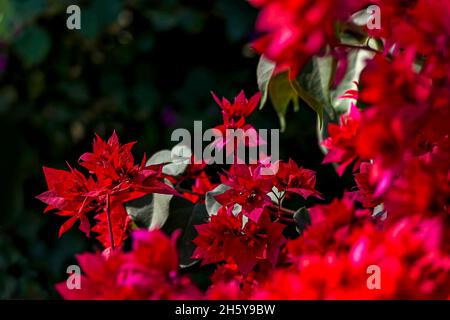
[256,55,276,109]
[294,56,336,128]
[268,71,299,132]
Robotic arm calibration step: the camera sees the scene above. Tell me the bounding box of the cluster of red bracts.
[213,198,450,299]
[192,160,321,276]
[36,132,176,251]
[38,0,450,299]
[251,0,450,79]
[53,198,450,299]
[321,52,449,221]
[39,83,449,299]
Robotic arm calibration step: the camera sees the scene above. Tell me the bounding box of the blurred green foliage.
[0,0,344,299]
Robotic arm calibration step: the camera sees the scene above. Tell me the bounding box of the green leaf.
[160,196,197,235]
[314,50,371,155]
[268,71,299,132]
[256,55,276,109]
[351,8,373,27]
[290,49,372,151]
[293,207,311,234]
[294,56,336,128]
[13,26,51,67]
[373,203,386,218]
[147,149,171,165]
[147,144,191,176]
[125,194,155,228]
[336,18,369,47]
[330,49,373,115]
[316,108,333,154]
[162,200,209,267]
[267,186,285,204]
[126,144,192,228]
[126,191,174,229]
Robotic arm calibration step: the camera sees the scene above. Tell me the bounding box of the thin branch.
[105,193,115,250]
[267,203,296,215]
[337,43,382,54]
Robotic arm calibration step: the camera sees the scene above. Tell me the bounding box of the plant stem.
[277,216,295,222]
[106,193,115,250]
[267,203,296,215]
[337,43,381,54]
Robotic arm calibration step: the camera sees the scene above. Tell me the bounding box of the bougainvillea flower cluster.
[37,132,175,251]
[256,205,450,299]
[210,90,264,157]
[38,0,449,300]
[322,103,362,176]
[250,0,362,77]
[192,208,286,275]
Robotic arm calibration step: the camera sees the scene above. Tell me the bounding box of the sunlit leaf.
[256,55,276,109]
[294,56,335,128]
[293,206,311,234]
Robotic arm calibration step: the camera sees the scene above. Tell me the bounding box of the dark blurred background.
[0,0,344,299]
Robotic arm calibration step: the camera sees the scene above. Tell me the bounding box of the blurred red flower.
[56,230,201,300]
